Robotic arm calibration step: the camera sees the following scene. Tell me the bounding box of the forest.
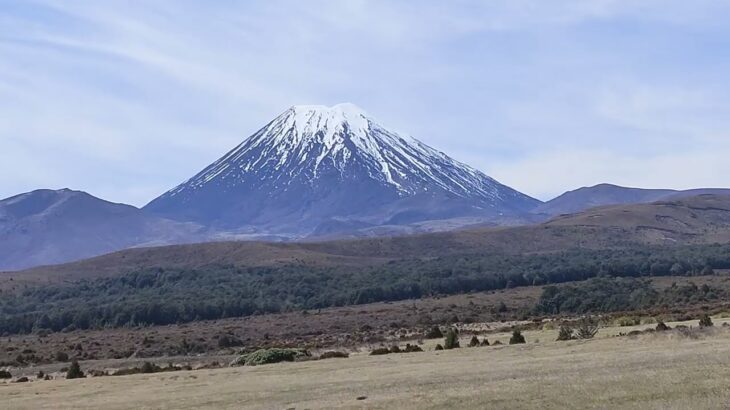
[2,243,730,335]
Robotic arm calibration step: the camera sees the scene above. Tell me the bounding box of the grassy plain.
[4,318,730,409]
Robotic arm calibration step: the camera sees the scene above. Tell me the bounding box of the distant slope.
[9,194,730,285]
[0,189,205,270]
[545,194,730,244]
[535,184,730,216]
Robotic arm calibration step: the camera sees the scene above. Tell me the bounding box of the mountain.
[13,194,730,285]
[0,188,205,270]
[145,103,540,236]
[534,183,730,216]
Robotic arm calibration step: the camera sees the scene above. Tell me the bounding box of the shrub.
[233,348,309,366]
[66,360,84,379]
[389,345,401,353]
[480,338,490,346]
[403,344,423,353]
[557,325,573,341]
[369,347,390,356]
[655,321,670,331]
[319,351,349,360]
[616,316,641,327]
[699,315,714,328]
[575,320,599,340]
[0,370,11,379]
[54,351,69,362]
[468,336,480,347]
[509,330,526,345]
[217,334,243,348]
[112,362,190,376]
[434,344,444,351]
[444,328,460,349]
[36,371,45,379]
[15,376,29,383]
[492,340,503,345]
[425,326,443,339]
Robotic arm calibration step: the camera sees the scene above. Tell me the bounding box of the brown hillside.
[5,194,730,288]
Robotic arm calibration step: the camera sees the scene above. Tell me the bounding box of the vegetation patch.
[230,348,310,366]
[319,351,349,360]
[534,277,729,315]
[112,362,192,376]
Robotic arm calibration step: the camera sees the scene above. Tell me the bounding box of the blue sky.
[1,0,729,206]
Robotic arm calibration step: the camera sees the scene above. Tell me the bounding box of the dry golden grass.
[4,319,730,409]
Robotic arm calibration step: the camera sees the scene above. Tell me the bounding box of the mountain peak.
[289,102,367,115]
[145,104,539,233]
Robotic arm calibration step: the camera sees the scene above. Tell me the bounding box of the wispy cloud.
[1,0,729,204]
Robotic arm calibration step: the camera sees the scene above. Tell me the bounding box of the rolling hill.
[534,183,730,216]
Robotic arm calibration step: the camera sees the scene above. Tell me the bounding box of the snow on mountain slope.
[145,103,540,235]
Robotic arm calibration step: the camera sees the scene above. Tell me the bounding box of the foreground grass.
[4,324,730,409]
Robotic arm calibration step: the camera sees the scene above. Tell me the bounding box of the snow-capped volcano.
[145,103,540,235]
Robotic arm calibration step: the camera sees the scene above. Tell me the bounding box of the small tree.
[66,360,84,379]
[699,314,714,328]
[576,319,599,339]
[556,325,573,341]
[468,335,480,347]
[655,321,670,331]
[444,328,460,349]
[509,330,526,345]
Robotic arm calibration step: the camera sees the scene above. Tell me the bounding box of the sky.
[1,0,729,206]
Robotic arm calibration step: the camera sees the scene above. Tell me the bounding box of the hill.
[0,189,206,271]
[535,183,730,216]
[3,194,730,335]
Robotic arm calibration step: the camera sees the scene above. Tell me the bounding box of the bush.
[492,340,503,345]
[425,326,443,339]
[54,351,69,362]
[434,344,444,351]
[699,315,714,328]
[403,344,423,353]
[444,328,460,349]
[112,362,190,376]
[480,338,490,346]
[15,376,29,383]
[217,334,243,348]
[0,370,11,379]
[655,321,670,331]
[509,330,526,345]
[319,351,349,359]
[468,336,480,347]
[576,319,599,340]
[389,345,401,353]
[66,360,84,379]
[232,348,309,366]
[369,347,390,356]
[557,325,573,341]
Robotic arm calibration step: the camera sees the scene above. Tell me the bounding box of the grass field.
[4,319,730,409]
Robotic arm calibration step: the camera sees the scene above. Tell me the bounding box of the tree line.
[2,243,730,335]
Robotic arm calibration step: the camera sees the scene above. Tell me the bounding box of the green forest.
[2,243,730,335]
